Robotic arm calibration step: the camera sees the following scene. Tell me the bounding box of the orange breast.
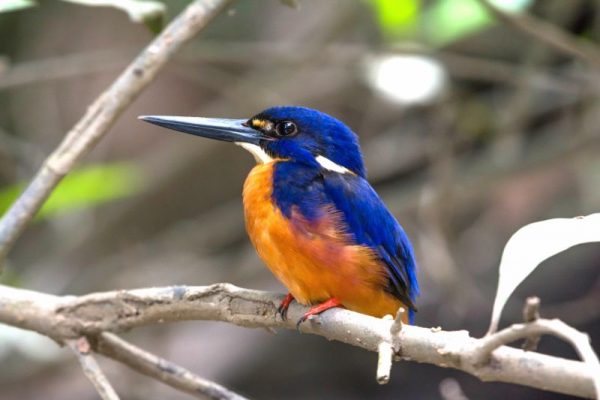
[242,162,406,319]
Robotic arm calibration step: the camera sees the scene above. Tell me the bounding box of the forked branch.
[0,283,596,399]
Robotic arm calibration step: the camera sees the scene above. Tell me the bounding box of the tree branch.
[0,0,233,267]
[475,318,600,397]
[522,296,541,351]
[95,332,248,400]
[476,0,600,68]
[0,283,596,398]
[67,337,120,400]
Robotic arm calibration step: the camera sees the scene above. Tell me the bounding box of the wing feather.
[321,172,419,313]
[272,162,419,319]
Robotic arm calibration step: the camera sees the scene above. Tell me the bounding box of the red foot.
[277,293,295,320]
[296,298,344,329]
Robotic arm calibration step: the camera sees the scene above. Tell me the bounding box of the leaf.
[0,266,22,287]
[61,0,166,24]
[367,0,533,45]
[0,0,36,13]
[143,11,164,34]
[0,162,145,220]
[423,0,533,46]
[279,0,300,9]
[424,0,490,46]
[487,213,600,335]
[368,0,421,39]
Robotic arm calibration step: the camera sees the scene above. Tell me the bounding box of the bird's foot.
[296,298,343,329]
[277,293,295,320]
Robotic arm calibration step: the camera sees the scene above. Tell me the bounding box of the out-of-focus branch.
[475,318,600,397]
[0,49,131,89]
[476,0,600,68]
[67,337,120,400]
[95,332,248,400]
[0,0,233,267]
[0,283,596,399]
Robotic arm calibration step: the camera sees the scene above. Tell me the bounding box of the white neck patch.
[236,143,350,174]
[236,142,273,164]
[316,155,350,174]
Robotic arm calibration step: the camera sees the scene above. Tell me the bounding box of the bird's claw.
[277,293,295,321]
[296,314,311,331]
[295,297,343,331]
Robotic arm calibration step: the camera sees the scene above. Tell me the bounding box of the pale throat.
[236,142,273,163]
[235,142,351,174]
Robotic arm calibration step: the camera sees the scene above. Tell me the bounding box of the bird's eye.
[275,121,297,137]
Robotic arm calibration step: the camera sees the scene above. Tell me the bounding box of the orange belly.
[242,162,405,319]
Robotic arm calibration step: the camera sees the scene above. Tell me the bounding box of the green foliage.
[0,266,22,287]
[143,11,165,34]
[368,0,532,46]
[279,0,300,9]
[368,0,421,39]
[424,0,492,46]
[0,162,145,220]
[0,0,36,13]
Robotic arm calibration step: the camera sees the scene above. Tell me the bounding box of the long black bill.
[139,115,267,144]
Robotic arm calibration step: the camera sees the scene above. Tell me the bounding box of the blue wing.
[321,172,419,319]
[272,162,419,321]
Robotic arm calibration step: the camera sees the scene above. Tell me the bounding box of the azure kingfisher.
[140,106,419,325]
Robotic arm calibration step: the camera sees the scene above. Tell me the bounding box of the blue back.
[272,162,419,322]
[255,106,419,322]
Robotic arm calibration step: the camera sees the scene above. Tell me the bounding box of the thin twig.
[376,340,393,385]
[0,0,233,267]
[0,283,596,398]
[376,314,394,384]
[476,0,600,68]
[474,318,600,398]
[390,307,404,353]
[522,296,541,351]
[67,337,120,400]
[95,332,248,400]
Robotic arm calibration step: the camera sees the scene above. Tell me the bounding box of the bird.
[140,106,419,326]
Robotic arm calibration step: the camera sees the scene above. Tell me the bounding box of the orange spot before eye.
[250,119,269,129]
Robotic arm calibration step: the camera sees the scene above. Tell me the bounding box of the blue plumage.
[322,172,419,322]
[259,106,367,177]
[272,161,326,220]
[265,107,419,322]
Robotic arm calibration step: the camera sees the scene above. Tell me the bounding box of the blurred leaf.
[279,0,299,9]
[143,12,164,34]
[487,213,600,335]
[61,0,166,24]
[0,162,145,220]
[0,0,36,13]
[368,0,420,39]
[425,0,490,46]
[0,266,22,287]
[425,0,533,46]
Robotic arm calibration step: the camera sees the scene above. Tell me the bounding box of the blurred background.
[0,0,599,399]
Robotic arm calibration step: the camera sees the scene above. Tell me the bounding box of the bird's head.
[140,106,366,177]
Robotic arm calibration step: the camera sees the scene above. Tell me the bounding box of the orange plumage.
[243,161,407,321]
